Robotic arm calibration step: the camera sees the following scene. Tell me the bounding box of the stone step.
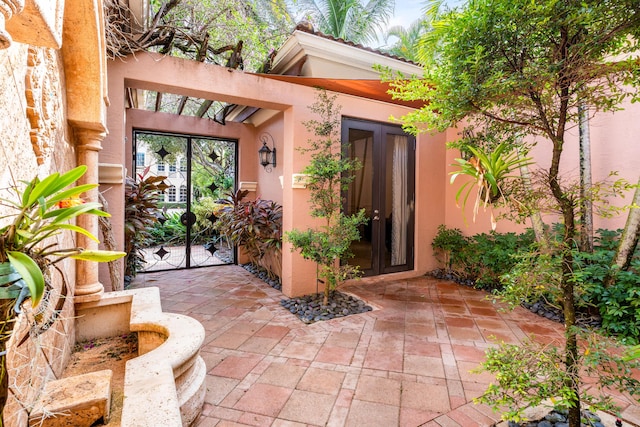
[29,369,112,427]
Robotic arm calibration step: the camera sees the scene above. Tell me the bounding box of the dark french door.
[133,131,237,271]
[342,118,415,276]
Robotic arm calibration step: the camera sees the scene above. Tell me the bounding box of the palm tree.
[295,0,394,45]
[383,19,426,62]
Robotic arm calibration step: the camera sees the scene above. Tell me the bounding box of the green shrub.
[431,225,469,275]
[124,170,168,280]
[148,211,187,246]
[214,189,283,279]
[468,230,535,289]
[573,232,640,344]
[476,332,640,422]
[431,225,534,290]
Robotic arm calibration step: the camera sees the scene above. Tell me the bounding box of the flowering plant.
[0,165,125,312]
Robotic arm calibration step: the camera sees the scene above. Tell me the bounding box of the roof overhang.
[271,30,423,79]
[252,75,426,109]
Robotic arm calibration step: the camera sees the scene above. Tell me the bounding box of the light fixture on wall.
[258,132,276,172]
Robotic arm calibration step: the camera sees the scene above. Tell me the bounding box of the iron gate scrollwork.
[133,131,237,272]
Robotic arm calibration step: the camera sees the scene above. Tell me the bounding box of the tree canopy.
[294,0,395,45]
[391,0,640,136]
[383,19,427,63]
[386,0,640,424]
[106,0,295,71]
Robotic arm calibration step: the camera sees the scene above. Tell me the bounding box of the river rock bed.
[281,291,373,324]
[241,263,282,291]
[505,409,616,427]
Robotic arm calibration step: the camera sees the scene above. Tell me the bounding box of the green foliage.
[147,212,187,246]
[431,225,469,273]
[495,227,640,344]
[111,0,294,72]
[475,333,640,422]
[124,169,169,279]
[390,2,640,422]
[572,230,640,344]
[388,0,640,136]
[294,0,394,45]
[214,189,283,279]
[285,90,368,303]
[191,197,225,233]
[468,230,536,289]
[383,19,428,63]
[0,166,125,311]
[431,225,535,291]
[287,209,367,289]
[450,142,532,228]
[498,248,563,309]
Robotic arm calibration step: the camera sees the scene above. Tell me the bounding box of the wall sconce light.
[258,132,276,172]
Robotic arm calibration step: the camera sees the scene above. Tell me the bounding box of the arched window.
[168,186,176,202]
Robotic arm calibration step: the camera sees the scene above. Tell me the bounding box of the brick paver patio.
[130,266,640,426]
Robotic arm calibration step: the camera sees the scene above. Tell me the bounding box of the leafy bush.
[431,225,534,290]
[467,230,536,289]
[191,196,226,232]
[214,189,282,279]
[498,228,640,343]
[124,169,168,281]
[147,211,187,246]
[431,225,469,274]
[572,230,640,344]
[475,333,640,422]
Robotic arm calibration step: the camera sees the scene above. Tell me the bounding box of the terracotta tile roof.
[292,22,421,67]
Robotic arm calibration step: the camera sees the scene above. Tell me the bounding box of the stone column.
[0,0,23,49]
[73,125,106,303]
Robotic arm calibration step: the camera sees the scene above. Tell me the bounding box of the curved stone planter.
[75,287,206,426]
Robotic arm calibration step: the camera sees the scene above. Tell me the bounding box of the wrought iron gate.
[133,131,237,271]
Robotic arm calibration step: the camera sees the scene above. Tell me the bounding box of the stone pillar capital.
[72,124,106,152]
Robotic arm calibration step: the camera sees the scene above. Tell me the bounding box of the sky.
[375,0,463,48]
[390,0,428,29]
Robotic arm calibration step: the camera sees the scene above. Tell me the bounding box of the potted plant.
[0,165,125,423]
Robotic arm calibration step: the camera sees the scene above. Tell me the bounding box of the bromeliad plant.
[0,165,125,311]
[450,141,532,229]
[0,166,125,422]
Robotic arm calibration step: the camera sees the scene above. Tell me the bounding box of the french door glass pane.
[347,129,374,272]
[386,135,408,267]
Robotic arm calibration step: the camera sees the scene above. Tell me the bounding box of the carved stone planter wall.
[29,288,209,426]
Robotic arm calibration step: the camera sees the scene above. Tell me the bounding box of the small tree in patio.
[385,0,640,424]
[286,90,367,306]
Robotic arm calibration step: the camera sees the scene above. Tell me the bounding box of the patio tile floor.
[130,266,640,427]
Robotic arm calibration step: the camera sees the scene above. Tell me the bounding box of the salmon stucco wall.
[441,99,640,238]
[255,114,284,204]
[104,52,450,297]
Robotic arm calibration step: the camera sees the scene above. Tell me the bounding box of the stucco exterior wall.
[441,99,640,238]
[104,53,450,297]
[255,113,284,204]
